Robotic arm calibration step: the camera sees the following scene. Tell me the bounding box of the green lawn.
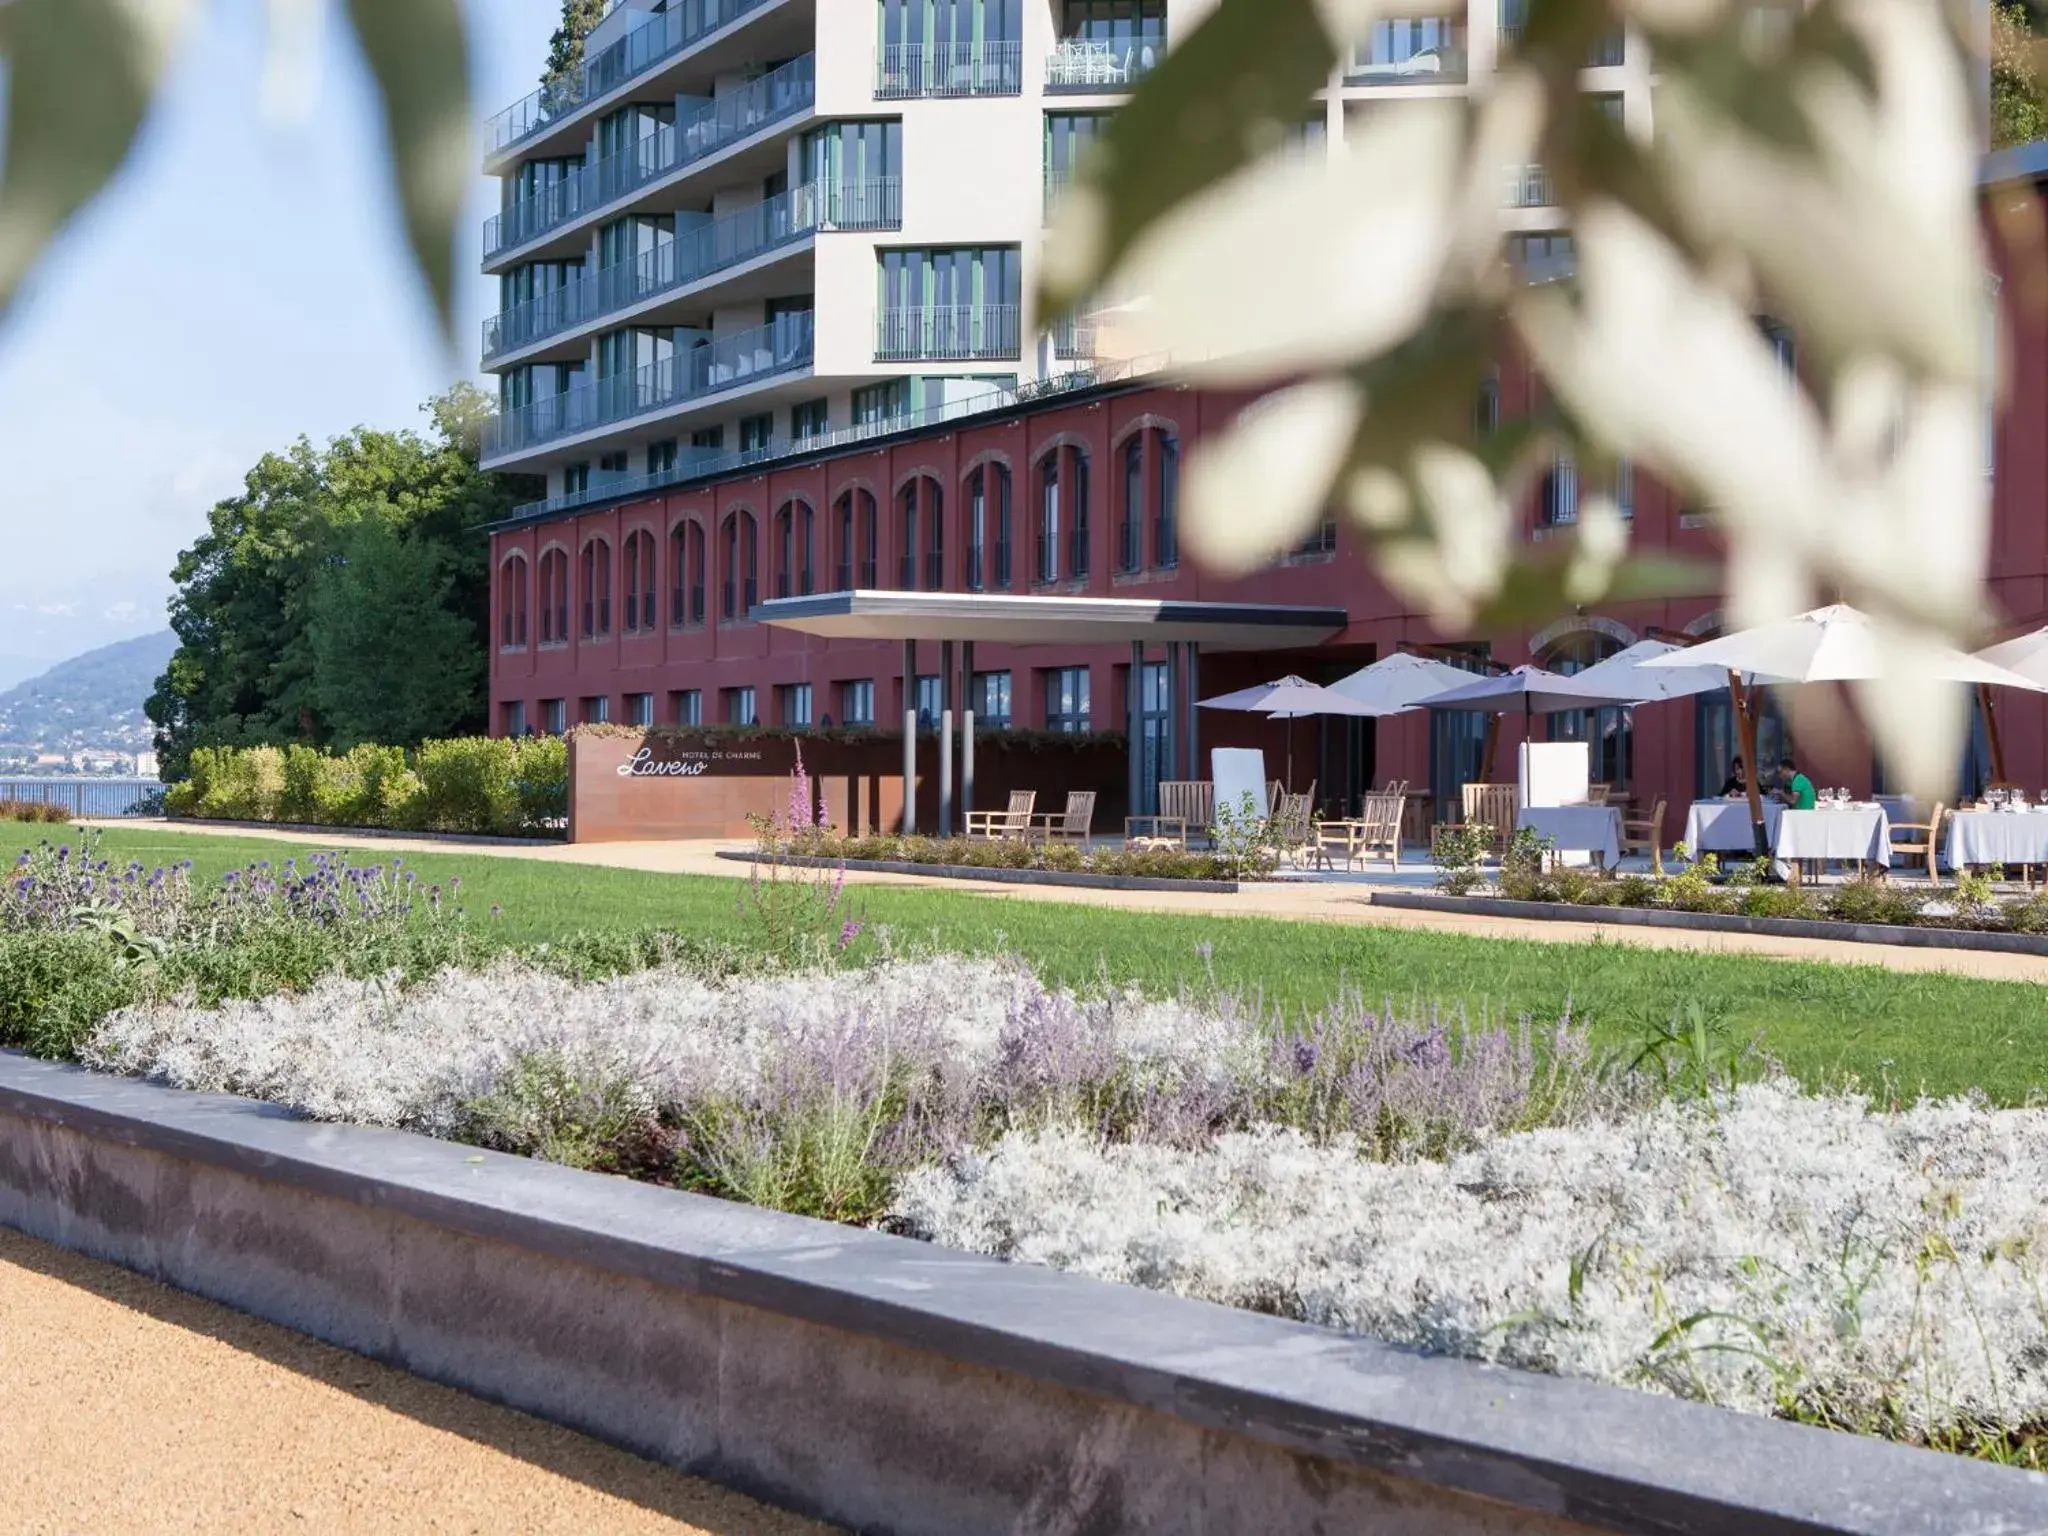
[55,824,2048,1104]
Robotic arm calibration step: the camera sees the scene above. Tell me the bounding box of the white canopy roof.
[1640,604,2045,690]
[1328,652,1482,715]
[1566,639,1732,702]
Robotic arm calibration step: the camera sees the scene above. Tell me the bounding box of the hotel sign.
[615,744,768,778]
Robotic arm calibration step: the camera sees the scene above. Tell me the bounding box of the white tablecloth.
[1517,806,1623,868]
[1946,810,2048,870]
[1772,806,1890,880]
[1683,799,1782,857]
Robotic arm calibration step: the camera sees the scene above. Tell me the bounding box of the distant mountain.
[0,630,175,760]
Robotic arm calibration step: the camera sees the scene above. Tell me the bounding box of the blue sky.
[0,0,561,688]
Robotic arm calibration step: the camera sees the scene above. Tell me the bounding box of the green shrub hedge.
[165,736,566,837]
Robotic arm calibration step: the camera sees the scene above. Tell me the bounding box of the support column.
[938,640,956,836]
[1166,643,1184,783]
[1184,643,1201,783]
[960,641,976,821]
[1127,641,1144,824]
[939,709,954,837]
[901,639,917,835]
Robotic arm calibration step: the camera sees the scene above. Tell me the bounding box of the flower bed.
[69,951,2048,1466]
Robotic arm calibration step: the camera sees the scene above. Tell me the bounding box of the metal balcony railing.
[874,41,1022,98]
[1506,163,1553,208]
[485,0,781,155]
[874,304,1021,362]
[1050,313,1096,360]
[484,55,816,259]
[483,178,897,360]
[485,312,815,458]
[1045,38,1160,92]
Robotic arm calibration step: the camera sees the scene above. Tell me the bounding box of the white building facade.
[478,0,1653,510]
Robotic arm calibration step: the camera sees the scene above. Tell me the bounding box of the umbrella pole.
[1480,714,1501,781]
[1731,670,1767,859]
[1980,682,2008,786]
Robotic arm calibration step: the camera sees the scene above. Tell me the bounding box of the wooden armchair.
[1273,791,1321,868]
[1886,801,1945,884]
[1586,784,1612,805]
[1031,790,1097,845]
[1620,797,1667,875]
[1126,780,1213,848]
[1319,792,1404,872]
[965,789,1034,840]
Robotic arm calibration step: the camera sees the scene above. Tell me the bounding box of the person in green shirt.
[1776,755,1816,809]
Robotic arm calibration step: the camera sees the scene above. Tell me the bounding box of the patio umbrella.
[1641,603,2048,841]
[1196,675,1380,789]
[1565,639,1732,703]
[1420,665,1650,787]
[1328,652,1482,714]
[1972,626,2048,783]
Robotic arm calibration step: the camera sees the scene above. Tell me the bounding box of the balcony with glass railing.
[485,313,816,460]
[485,0,786,157]
[1045,36,1160,93]
[873,41,1022,98]
[875,305,1021,363]
[484,55,815,261]
[482,178,900,362]
[1344,20,1466,84]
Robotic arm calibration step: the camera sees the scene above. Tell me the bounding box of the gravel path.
[0,1227,832,1535]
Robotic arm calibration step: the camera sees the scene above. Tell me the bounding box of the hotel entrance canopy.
[753,590,1348,649]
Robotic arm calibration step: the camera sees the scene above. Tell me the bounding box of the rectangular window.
[914,674,943,727]
[580,694,611,725]
[1291,515,1338,557]
[598,450,630,476]
[779,682,814,728]
[739,413,773,453]
[541,698,567,734]
[971,670,1012,728]
[1428,645,1490,807]
[625,692,654,726]
[1043,666,1090,733]
[723,686,757,726]
[563,462,591,495]
[791,397,829,443]
[500,700,527,737]
[1509,233,1575,285]
[802,119,903,187]
[853,379,911,425]
[671,689,702,726]
[841,679,876,726]
[691,426,725,450]
[647,439,678,476]
[1044,112,1111,215]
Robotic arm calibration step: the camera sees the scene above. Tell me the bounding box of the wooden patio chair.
[1273,791,1323,869]
[1031,790,1097,845]
[1458,782,1519,858]
[1126,780,1212,849]
[965,789,1034,840]
[1620,796,1667,875]
[1586,783,1612,805]
[1885,801,1945,884]
[1320,792,1404,872]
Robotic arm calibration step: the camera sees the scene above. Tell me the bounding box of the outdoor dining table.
[1515,805,1623,869]
[1771,805,1891,881]
[1944,808,2048,871]
[1682,797,1783,858]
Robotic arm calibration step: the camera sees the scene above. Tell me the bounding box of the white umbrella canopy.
[1640,604,2044,690]
[1327,652,1481,715]
[1975,626,2048,687]
[1195,675,1384,719]
[1566,639,1731,703]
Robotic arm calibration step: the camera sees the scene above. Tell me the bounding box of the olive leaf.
[0,0,198,319]
[342,0,472,343]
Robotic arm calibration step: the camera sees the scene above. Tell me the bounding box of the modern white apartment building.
[477,0,1653,508]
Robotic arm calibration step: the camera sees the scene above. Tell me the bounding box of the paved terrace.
[84,820,2048,984]
[0,1225,829,1534]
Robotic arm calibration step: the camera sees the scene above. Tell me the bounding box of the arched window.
[538,549,569,644]
[721,511,758,621]
[857,489,877,586]
[1118,436,1143,574]
[580,537,611,637]
[669,521,704,628]
[1036,451,1060,584]
[499,554,529,648]
[897,476,943,590]
[1154,431,1178,569]
[622,530,655,632]
[833,492,854,591]
[898,481,918,589]
[775,503,796,599]
[1070,447,1091,581]
[989,462,1012,588]
[965,468,988,591]
[797,501,814,595]
[1538,458,1579,527]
